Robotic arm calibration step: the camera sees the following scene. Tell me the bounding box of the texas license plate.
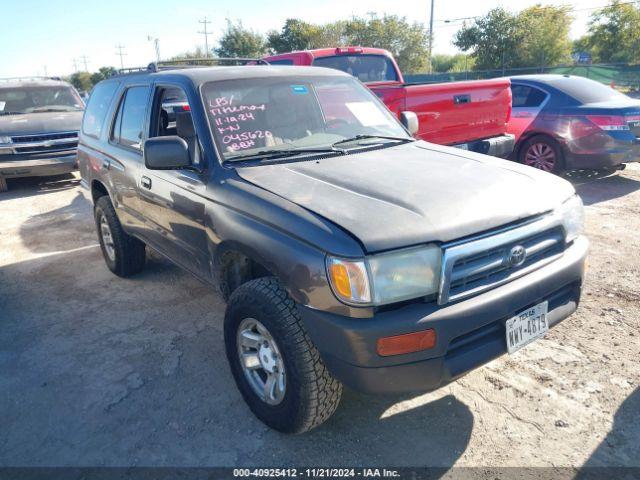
[505,301,549,354]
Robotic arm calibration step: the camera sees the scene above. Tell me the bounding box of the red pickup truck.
[264,47,515,157]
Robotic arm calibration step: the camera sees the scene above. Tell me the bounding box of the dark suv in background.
[79,63,588,433]
[0,77,84,192]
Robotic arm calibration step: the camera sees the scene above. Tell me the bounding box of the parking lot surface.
[1,166,639,468]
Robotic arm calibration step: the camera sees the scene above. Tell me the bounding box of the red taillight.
[585,115,629,131]
[181,104,191,111]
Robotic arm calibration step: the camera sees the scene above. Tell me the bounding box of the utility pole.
[428,0,435,73]
[198,16,212,57]
[147,36,161,63]
[115,44,127,69]
[72,58,78,73]
[79,55,89,72]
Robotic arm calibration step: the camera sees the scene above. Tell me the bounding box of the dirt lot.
[0,165,638,470]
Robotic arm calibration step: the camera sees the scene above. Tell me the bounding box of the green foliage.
[454,5,572,70]
[342,14,429,73]
[68,72,94,92]
[168,47,207,61]
[267,15,429,73]
[454,8,522,70]
[431,53,474,73]
[90,66,117,86]
[582,0,640,63]
[517,5,573,67]
[215,20,267,58]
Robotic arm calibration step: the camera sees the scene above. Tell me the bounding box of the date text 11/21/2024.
[233,468,401,478]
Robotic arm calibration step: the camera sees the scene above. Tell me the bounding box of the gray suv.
[0,77,84,192]
[79,64,588,433]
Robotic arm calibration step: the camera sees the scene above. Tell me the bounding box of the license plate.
[505,301,549,354]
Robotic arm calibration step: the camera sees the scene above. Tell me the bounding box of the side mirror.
[144,136,191,170]
[400,111,419,136]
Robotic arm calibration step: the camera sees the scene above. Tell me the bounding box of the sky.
[0,0,611,78]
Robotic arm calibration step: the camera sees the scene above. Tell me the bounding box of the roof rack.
[114,57,270,77]
[0,76,63,83]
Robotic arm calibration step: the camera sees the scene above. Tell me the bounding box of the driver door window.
[111,86,150,150]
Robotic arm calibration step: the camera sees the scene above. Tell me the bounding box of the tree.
[517,5,573,68]
[215,20,266,58]
[267,19,321,53]
[343,14,430,73]
[168,46,207,61]
[90,66,117,86]
[431,53,474,73]
[583,0,640,63]
[68,72,93,92]
[454,8,523,71]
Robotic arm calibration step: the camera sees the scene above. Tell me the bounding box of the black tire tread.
[225,277,342,433]
[95,196,146,277]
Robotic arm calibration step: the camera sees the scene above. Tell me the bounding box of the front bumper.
[0,153,77,179]
[298,235,588,395]
[454,134,515,158]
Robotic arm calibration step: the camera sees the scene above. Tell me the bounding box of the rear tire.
[519,135,565,175]
[94,196,146,277]
[224,277,342,434]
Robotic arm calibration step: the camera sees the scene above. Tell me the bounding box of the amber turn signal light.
[376,329,437,357]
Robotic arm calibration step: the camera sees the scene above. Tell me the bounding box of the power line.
[198,16,212,57]
[115,44,127,69]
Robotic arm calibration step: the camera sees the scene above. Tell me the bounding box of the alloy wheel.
[524,142,556,172]
[99,215,116,262]
[237,318,286,405]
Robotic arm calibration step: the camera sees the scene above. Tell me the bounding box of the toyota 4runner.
[79,63,588,433]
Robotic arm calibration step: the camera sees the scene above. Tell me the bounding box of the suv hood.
[0,111,83,136]
[236,141,575,253]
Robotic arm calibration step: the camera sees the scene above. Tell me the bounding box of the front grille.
[10,131,78,155]
[439,215,566,304]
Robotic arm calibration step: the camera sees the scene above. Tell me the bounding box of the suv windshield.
[0,85,83,114]
[202,75,410,161]
[312,55,398,82]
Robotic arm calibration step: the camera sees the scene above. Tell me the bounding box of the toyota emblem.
[507,245,527,267]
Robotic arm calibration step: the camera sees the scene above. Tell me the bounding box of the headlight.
[327,244,441,306]
[557,195,584,242]
[0,136,12,145]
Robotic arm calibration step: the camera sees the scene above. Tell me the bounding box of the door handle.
[141,176,152,189]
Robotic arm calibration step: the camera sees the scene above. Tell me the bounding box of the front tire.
[224,277,342,433]
[94,196,146,277]
[519,135,565,175]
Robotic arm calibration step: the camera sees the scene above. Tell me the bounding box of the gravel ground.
[0,165,638,470]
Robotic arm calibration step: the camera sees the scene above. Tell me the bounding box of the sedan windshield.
[0,86,84,114]
[202,75,411,161]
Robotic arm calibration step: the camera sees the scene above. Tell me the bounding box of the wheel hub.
[237,318,286,405]
[524,142,556,172]
[99,215,116,262]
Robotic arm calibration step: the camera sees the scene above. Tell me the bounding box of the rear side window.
[82,81,119,138]
[111,86,150,150]
[312,55,398,82]
[512,85,547,108]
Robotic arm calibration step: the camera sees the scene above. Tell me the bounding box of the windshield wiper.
[332,134,413,148]
[29,107,76,113]
[225,147,345,163]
